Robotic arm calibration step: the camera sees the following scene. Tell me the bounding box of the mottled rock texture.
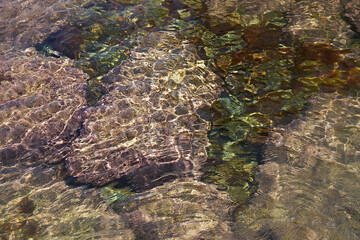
[0,47,88,177]
[235,93,360,239]
[284,0,354,47]
[66,31,224,190]
[0,0,96,46]
[344,0,360,35]
[112,179,235,240]
[0,166,135,239]
[205,0,294,28]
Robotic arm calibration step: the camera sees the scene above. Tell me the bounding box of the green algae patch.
[100,183,134,204]
[203,41,360,203]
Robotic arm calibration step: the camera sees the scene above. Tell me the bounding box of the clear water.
[1,0,360,239]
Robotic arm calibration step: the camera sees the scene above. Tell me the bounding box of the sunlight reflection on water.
[0,0,360,239]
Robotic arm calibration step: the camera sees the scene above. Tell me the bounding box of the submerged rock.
[36,0,171,77]
[65,31,224,190]
[0,0,97,46]
[283,0,354,47]
[0,47,88,178]
[200,0,360,203]
[344,0,360,35]
[112,179,235,240]
[0,165,135,239]
[205,0,293,29]
[235,92,360,239]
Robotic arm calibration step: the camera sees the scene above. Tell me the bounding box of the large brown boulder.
[65,31,224,190]
[0,47,88,179]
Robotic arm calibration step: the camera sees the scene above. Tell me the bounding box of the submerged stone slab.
[112,179,235,240]
[283,0,354,47]
[0,0,97,46]
[66,31,223,190]
[344,0,360,35]
[0,165,135,239]
[0,47,88,177]
[235,93,360,239]
[205,0,293,29]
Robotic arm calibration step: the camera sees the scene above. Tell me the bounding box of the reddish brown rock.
[65,31,224,190]
[0,47,88,177]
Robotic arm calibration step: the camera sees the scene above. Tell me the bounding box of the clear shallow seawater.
[1,0,360,239]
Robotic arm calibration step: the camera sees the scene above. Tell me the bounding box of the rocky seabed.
[1,0,360,239]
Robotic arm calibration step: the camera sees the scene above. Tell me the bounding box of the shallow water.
[1,0,360,239]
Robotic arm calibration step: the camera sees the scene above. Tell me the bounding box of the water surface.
[1,0,360,239]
